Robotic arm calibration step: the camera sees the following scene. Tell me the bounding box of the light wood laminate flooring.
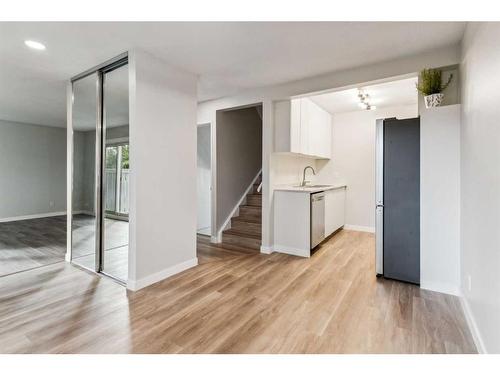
[0,215,128,280]
[0,230,476,353]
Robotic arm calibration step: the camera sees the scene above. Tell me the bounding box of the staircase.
[222,174,262,251]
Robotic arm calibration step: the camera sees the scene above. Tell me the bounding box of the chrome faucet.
[301,166,316,187]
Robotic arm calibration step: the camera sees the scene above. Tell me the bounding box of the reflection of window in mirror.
[121,144,129,169]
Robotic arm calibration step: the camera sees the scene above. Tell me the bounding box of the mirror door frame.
[67,52,128,284]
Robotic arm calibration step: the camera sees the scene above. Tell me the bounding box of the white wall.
[197,124,211,232]
[315,105,417,232]
[198,44,460,251]
[271,153,318,187]
[459,22,500,354]
[0,120,66,221]
[128,49,198,290]
[420,105,461,296]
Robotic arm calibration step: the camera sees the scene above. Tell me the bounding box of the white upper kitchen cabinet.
[304,98,332,158]
[274,98,332,159]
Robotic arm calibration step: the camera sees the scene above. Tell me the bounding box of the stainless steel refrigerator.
[375,117,420,284]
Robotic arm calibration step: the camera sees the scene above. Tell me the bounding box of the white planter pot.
[424,93,444,108]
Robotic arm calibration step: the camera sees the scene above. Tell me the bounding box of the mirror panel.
[102,64,129,282]
[71,73,98,271]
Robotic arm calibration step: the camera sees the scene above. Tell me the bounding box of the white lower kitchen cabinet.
[273,191,311,257]
[325,187,346,236]
[273,185,346,257]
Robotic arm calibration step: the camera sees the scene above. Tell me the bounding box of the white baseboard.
[272,245,309,258]
[343,224,375,233]
[0,211,67,223]
[127,257,198,291]
[460,291,487,354]
[420,281,460,296]
[260,245,273,254]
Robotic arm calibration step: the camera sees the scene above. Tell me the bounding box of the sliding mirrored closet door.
[102,63,129,282]
[70,55,129,284]
[71,73,99,272]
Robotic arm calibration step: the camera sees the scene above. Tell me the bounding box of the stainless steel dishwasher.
[310,191,325,249]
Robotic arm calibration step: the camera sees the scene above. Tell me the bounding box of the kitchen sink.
[293,184,331,188]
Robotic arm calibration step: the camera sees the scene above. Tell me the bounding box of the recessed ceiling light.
[370,105,377,110]
[24,40,46,50]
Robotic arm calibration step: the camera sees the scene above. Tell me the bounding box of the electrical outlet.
[49,201,55,208]
[467,275,472,292]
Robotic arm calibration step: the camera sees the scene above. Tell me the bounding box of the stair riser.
[222,233,261,250]
[246,195,262,206]
[231,220,261,234]
[239,206,261,219]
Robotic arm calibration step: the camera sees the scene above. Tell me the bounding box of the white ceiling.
[0,22,466,127]
[310,77,418,114]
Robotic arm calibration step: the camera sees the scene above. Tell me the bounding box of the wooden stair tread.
[222,231,261,251]
[246,198,262,205]
[223,228,261,240]
[240,205,261,210]
[245,203,262,208]
[231,219,261,228]
[232,216,261,224]
[212,241,259,254]
[219,240,260,252]
[230,228,261,237]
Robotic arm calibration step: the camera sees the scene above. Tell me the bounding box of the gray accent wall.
[0,120,66,220]
[72,130,96,214]
[216,106,262,231]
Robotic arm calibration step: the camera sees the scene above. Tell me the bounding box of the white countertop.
[274,183,347,193]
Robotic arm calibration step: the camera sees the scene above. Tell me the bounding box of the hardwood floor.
[72,215,129,281]
[0,230,476,354]
[0,216,66,277]
[0,215,128,280]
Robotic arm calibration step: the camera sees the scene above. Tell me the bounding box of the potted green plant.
[416,68,453,108]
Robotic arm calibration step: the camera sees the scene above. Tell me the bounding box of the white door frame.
[196,122,213,237]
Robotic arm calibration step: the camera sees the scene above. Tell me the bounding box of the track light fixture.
[357,88,376,110]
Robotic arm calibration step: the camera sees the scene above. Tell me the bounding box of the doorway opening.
[197,123,211,236]
[290,76,418,267]
[196,103,263,266]
[214,104,263,250]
